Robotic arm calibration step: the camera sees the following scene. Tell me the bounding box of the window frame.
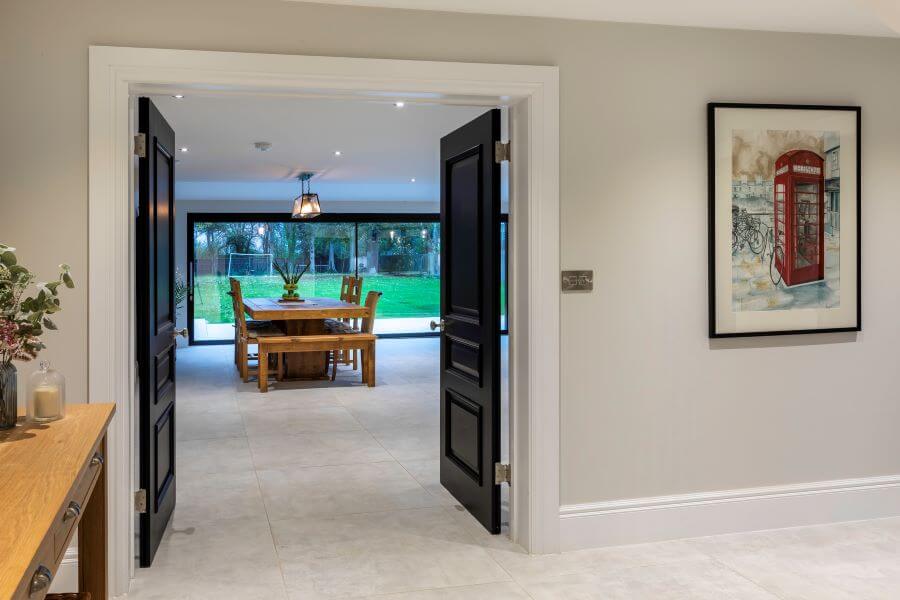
[186,211,509,343]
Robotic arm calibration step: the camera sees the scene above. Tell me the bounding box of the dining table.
[243,296,370,380]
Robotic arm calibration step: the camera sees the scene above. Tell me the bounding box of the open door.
[136,97,180,567]
[438,109,504,534]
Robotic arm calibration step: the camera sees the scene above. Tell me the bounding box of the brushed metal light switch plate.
[561,270,593,292]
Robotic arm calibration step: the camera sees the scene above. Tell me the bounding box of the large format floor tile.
[273,507,511,598]
[129,563,289,600]
[399,459,457,505]
[369,425,440,463]
[355,582,532,600]
[258,461,443,520]
[248,430,393,469]
[173,469,269,526]
[176,408,245,441]
[138,342,900,600]
[177,436,255,477]
[688,518,900,599]
[520,558,779,600]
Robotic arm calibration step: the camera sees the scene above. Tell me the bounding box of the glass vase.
[27,361,65,423]
[0,362,17,429]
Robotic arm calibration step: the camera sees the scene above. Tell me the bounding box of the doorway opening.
[89,47,559,596]
[131,90,515,595]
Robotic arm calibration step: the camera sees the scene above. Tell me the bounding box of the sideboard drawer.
[13,535,55,600]
[53,447,104,561]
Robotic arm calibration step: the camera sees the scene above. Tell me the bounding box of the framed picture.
[708,103,861,337]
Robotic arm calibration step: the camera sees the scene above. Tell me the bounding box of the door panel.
[137,97,178,567]
[439,109,502,534]
[154,149,174,330]
[447,149,483,322]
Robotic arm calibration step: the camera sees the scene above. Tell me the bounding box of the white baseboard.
[560,474,900,551]
[49,547,79,594]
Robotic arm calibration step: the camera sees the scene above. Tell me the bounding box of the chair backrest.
[229,277,248,338]
[339,275,351,302]
[347,276,363,305]
[339,275,363,304]
[360,290,382,334]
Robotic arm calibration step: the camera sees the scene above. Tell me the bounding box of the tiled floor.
[129,340,900,599]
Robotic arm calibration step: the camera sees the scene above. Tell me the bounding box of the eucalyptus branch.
[0,244,74,364]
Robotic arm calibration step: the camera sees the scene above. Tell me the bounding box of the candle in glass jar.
[33,386,60,419]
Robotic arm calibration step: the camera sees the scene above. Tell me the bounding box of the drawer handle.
[90,452,104,467]
[63,500,82,522]
[29,565,52,596]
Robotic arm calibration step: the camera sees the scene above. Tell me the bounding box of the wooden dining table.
[243,297,370,380]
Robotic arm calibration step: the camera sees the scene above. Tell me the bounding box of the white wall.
[3,0,900,521]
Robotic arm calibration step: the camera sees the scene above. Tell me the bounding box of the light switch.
[561,270,593,292]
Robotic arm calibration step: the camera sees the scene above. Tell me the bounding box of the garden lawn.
[193,274,440,325]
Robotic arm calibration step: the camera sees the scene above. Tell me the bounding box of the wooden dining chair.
[331,276,364,370]
[229,277,284,383]
[329,290,382,381]
[228,278,274,368]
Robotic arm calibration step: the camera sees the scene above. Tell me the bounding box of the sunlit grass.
[193,273,440,324]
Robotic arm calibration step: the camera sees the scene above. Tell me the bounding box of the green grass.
[193,274,441,325]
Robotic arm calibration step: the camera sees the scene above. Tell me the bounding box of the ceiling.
[151,94,486,203]
[287,0,900,37]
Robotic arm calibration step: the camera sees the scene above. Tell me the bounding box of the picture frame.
[708,103,861,338]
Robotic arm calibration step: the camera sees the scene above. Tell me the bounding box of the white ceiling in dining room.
[151,94,486,203]
[285,0,900,37]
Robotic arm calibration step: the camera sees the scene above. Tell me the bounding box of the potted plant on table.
[272,258,310,302]
[0,244,74,429]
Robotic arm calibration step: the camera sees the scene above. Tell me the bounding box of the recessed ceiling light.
[172,94,185,99]
[410,178,416,183]
[179,147,189,153]
[394,101,405,108]
[334,150,342,157]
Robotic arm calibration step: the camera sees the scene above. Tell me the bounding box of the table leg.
[79,435,107,599]
[279,319,329,379]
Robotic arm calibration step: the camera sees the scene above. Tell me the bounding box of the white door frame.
[88,46,559,596]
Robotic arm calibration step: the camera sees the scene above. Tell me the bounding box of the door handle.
[173,328,188,339]
[429,319,446,332]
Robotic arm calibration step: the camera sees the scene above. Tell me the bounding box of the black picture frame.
[707,102,861,338]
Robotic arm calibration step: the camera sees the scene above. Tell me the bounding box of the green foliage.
[174,269,189,309]
[0,244,74,364]
[272,258,310,286]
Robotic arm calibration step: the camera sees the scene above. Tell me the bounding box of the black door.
[136,97,178,567]
[439,109,503,534]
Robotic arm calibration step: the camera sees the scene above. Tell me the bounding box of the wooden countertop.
[0,403,115,599]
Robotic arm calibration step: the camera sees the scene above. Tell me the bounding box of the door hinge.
[135,489,147,513]
[494,462,511,485]
[494,140,511,164]
[134,133,147,158]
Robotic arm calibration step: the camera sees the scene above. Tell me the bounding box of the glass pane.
[191,221,356,341]
[190,216,508,339]
[793,183,819,268]
[356,222,440,334]
[500,220,508,331]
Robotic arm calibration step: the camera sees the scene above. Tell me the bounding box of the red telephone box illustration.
[773,150,825,286]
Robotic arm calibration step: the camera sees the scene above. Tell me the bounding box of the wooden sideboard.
[0,404,115,600]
